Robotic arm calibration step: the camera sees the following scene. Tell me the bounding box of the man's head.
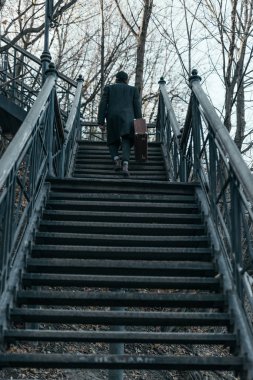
[115,71,128,83]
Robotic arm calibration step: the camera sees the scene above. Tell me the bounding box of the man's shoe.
[114,158,121,172]
[122,162,130,177]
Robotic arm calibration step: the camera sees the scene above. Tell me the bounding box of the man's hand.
[98,124,106,132]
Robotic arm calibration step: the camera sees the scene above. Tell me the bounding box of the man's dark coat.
[97,82,142,145]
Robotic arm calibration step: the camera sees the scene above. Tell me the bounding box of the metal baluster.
[230,171,243,298]
[45,63,57,177]
[209,128,218,224]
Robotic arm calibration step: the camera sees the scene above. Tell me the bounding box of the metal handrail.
[0,61,76,312]
[190,72,253,203]
[64,76,83,136]
[157,78,184,181]
[60,75,84,177]
[0,74,56,187]
[157,70,253,373]
[158,77,181,144]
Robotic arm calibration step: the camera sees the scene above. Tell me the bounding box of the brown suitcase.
[134,118,148,161]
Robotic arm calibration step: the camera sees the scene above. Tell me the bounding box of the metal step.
[31,245,212,261]
[0,354,242,370]
[74,155,164,163]
[73,168,166,175]
[26,258,215,276]
[5,330,236,345]
[72,173,167,180]
[43,209,202,224]
[74,158,165,166]
[76,141,161,148]
[10,308,230,326]
[76,146,163,153]
[39,220,206,236]
[46,199,199,213]
[48,178,197,195]
[22,273,220,290]
[49,192,196,203]
[35,231,209,248]
[74,163,165,171]
[16,290,225,308]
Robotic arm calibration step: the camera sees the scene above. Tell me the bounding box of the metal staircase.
[0,158,244,377]
[0,38,253,379]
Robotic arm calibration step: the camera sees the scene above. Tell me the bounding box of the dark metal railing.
[60,75,84,178]
[0,36,77,116]
[0,63,65,297]
[183,71,253,297]
[156,78,184,181]
[158,70,253,371]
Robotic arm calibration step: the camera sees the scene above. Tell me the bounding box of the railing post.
[60,75,84,178]
[76,75,83,141]
[208,128,218,223]
[230,171,243,298]
[41,0,53,83]
[189,70,202,179]
[45,62,57,177]
[157,77,166,143]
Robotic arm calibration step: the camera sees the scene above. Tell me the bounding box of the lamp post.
[41,0,53,83]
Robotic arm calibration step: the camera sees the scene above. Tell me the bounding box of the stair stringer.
[196,186,253,379]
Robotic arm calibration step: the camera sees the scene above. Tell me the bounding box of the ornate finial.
[45,62,57,76]
[77,74,84,82]
[189,69,201,86]
[158,76,166,85]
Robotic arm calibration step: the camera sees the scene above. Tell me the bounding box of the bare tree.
[114,0,154,97]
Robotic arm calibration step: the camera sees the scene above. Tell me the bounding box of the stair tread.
[17,290,224,300]
[49,177,197,188]
[43,209,201,219]
[40,220,204,230]
[0,353,242,369]
[22,273,220,289]
[11,308,230,326]
[73,169,166,175]
[17,290,224,307]
[5,330,236,344]
[32,244,210,252]
[27,258,214,268]
[26,259,215,276]
[36,231,208,242]
[31,244,212,262]
[74,164,164,169]
[72,174,167,180]
[47,200,198,208]
[49,192,195,201]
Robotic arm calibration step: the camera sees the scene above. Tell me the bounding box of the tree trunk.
[135,0,153,98]
[235,75,246,151]
[224,85,234,132]
[100,0,105,96]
